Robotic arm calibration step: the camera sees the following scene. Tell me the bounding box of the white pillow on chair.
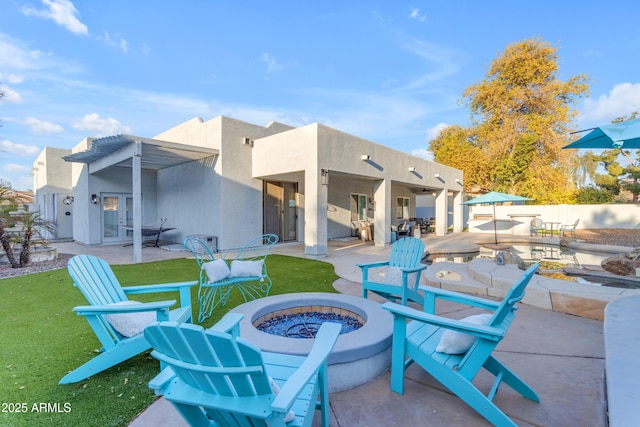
[230,260,264,278]
[436,313,493,354]
[202,259,231,283]
[105,301,157,338]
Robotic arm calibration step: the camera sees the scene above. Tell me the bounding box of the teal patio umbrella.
[563,118,640,149]
[463,192,532,245]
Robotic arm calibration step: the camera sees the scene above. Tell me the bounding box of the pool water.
[423,244,638,289]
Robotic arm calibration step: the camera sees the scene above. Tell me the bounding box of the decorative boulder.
[602,254,640,276]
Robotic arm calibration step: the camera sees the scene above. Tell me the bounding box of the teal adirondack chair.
[184,234,279,323]
[59,254,196,384]
[145,314,341,427]
[382,263,540,427]
[357,236,427,306]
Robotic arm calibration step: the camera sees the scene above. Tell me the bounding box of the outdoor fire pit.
[230,292,393,392]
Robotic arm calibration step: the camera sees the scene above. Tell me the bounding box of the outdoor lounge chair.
[184,234,279,323]
[358,236,427,306]
[145,314,341,427]
[382,263,540,427]
[60,254,196,384]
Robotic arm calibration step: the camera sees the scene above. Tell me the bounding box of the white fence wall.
[467,204,640,234]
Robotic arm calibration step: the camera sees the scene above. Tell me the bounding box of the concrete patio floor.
[52,233,610,426]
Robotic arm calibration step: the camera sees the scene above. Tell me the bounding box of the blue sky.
[1,1,640,190]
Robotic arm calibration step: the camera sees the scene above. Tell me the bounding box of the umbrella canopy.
[563,118,640,150]
[462,191,532,206]
[463,192,532,245]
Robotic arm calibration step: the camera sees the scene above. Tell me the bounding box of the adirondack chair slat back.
[389,237,425,269]
[488,263,538,327]
[145,322,272,397]
[68,255,127,305]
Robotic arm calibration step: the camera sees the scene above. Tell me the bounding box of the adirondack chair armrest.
[149,367,177,394]
[400,265,427,274]
[123,281,197,293]
[356,261,391,270]
[73,300,176,316]
[271,322,341,413]
[207,312,244,338]
[123,281,197,307]
[418,286,501,310]
[382,302,504,341]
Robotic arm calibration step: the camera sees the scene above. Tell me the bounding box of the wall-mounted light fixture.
[320,169,329,185]
[455,178,462,184]
[361,154,370,161]
[408,167,417,172]
[90,194,101,205]
[242,137,254,147]
[62,195,74,205]
[434,173,441,178]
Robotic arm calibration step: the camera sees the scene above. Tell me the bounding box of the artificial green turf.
[0,255,338,427]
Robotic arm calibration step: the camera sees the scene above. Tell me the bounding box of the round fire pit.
[230,292,393,392]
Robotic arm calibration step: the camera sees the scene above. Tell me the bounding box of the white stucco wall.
[153,116,295,251]
[467,203,640,234]
[32,147,73,239]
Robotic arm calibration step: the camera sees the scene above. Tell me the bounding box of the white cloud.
[582,82,640,122]
[396,36,462,90]
[409,8,426,22]
[97,31,128,53]
[0,73,24,84]
[4,163,32,173]
[22,0,88,36]
[71,113,132,136]
[0,85,23,103]
[24,117,64,134]
[426,122,449,140]
[410,147,433,160]
[583,49,603,58]
[0,139,41,156]
[262,53,284,76]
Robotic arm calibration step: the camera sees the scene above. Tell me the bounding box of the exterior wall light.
[408,167,417,172]
[361,155,371,161]
[90,194,101,204]
[63,195,74,205]
[320,169,329,185]
[434,173,441,178]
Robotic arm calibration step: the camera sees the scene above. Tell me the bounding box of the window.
[396,197,409,219]
[350,194,367,221]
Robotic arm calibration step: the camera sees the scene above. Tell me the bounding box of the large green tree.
[574,112,640,203]
[430,38,589,203]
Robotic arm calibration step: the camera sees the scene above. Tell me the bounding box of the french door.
[264,181,297,242]
[102,193,135,243]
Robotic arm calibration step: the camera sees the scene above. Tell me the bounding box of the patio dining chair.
[560,219,579,238]
[530,218,548,237]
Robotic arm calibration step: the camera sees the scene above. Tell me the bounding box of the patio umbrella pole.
[493,204,498,245]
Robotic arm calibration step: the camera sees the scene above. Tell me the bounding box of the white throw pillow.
[385,266,419,287]
[269,376,295,422]
[104,301,157,338]
[230,260,264,278]
[436,313,493,354]
[202,259,231,283]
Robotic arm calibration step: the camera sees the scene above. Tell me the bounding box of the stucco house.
[33,115,464,262]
